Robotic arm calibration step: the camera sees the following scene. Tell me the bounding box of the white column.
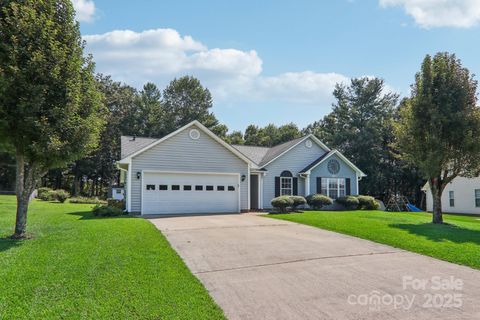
[305,174,310,196]
[259,173,264,209]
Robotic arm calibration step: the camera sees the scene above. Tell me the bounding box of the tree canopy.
[395,52,480,223]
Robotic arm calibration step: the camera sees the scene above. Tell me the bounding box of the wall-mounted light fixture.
[136,172,141,179]
[241,174,246,182]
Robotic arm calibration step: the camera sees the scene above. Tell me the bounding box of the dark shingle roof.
[299,151,333,173]
[231,145,270,165]
[258,136,305,166]
[120,136,158,159]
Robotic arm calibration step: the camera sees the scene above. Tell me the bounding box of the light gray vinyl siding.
[309,153,358,195]
[129,125,249,213]
[262,139,326,208]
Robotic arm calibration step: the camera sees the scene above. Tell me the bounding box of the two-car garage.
[141,172,240,215]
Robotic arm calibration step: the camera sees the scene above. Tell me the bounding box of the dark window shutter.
[275,177,280,197]
[316,177,322,194]
[346,178,351,195]
[293,177,298,195]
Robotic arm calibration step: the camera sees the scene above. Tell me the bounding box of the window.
[146,184,155,190]
[280,170,293,196]
[475,189,480,207]
[320,178,346,200]
[183,185,192,191]
[172,185,180,191]
[195,185,203,191]
[159,185,168,191]
[449,191,454,207]
[217,186,225,191]
[228,186,235,191]
[115,189,122,194]
[206,185,214,191]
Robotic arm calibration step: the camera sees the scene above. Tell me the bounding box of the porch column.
[305,174,310,196]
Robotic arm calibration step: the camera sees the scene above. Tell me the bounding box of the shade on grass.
[0,196,224,319]
[268,210,480,270]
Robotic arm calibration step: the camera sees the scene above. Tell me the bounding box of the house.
[423,177,480,214]
[116,120,366,215]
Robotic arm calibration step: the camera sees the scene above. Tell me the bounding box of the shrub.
[306,194,333,209]
[37,187,53,200]
[69,197,107,204]
[336,196,360,210]
[92,205,125,217]
[107,198,126,210]
[356,195,380,210]
[271,196,294,213]
[54,189,70,203]
[289,196,307,211]
[38,189,57,201]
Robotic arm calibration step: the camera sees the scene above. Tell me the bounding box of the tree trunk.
[430,179,444,224]
[13,152,37,238]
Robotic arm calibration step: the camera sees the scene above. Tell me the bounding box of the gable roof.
[231,145,270,165]
[120,136,157,159]
[299,149,367,177]
[118,121,252,165]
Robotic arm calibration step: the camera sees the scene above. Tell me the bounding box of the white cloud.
[83,28,356,115]
[380,0,480,28]
[72,0,96,22]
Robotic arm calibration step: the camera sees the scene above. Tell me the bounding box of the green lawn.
[268,210,480,270]
[0,195,224,319]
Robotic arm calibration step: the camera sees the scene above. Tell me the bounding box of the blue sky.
[73,0,480,131]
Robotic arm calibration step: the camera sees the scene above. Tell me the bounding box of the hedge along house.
[117,120,366,215]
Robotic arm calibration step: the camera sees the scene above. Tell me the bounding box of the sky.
[73,0,480,131]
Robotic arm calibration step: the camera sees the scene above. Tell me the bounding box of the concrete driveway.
[149,214,480,320]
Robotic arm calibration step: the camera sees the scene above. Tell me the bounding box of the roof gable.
[120,136,157,159]
[300,149,366,177]
[118,121,252,165]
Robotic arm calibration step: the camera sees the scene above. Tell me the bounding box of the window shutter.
[316,177,322,194]
[275,177,280,197]
[346,178,351,195]
[293,177,298,195]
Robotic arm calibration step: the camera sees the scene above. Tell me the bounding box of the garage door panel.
[142,172,239,214]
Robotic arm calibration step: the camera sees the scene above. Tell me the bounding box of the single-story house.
[116,120,366,215]
[423,177,480,214]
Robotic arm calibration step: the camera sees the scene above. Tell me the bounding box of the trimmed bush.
[92,205,125,217]
[107,198,126,210]
[54,189,70,203]
[69,197,107,204]
[37,187,53,200]
[356,195,380,210]
[306,194,333,209]
[336,196,359,210]
[271,196,294,213]
[289,196,307,211]
[38,189,57,201]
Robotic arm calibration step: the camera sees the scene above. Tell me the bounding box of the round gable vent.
[189,129,200,140]
[305,140,313,148]
[327,159,340,175]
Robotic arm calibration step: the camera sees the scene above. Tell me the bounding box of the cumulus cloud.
[83,28,352,108]
[380,0,480,28]
[72,0,96,22]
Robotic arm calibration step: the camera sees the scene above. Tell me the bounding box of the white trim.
[280,176,293,196]
[247,163,251,210]
[321,177,346,199]
[127,161,132,212]
[260,134,331,168]
[304,150,366,177]
[356,173,359,195]
[305,173,310,196]
[140,170,241,215]
[258,173,263,210]
[118,120,252,165]
[140,170,144,215]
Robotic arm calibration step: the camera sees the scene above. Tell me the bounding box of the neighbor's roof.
[120,136,157,159]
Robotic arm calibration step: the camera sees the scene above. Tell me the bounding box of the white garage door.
[142,172,240,215]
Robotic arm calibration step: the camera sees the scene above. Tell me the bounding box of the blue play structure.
[406,204,423,212]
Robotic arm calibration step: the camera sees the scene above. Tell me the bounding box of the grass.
[0,195,224,319]
[267,210,480,270]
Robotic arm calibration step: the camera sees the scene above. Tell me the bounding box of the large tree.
[395,53,480,223]
[0,0,105,237]
[244,123,302,147]
[304,77,417,199]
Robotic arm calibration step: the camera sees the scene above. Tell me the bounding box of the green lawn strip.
[267,210,480,270]
[0,195,225,319]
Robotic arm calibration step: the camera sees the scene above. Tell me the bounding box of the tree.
[305,78,413,199]
[226,131,245,145]
[395,53,480,224]
[0,0,105,237]
[162,76,222,133]
[244,123,301,147]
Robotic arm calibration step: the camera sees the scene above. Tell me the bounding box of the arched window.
[280,171,293,195]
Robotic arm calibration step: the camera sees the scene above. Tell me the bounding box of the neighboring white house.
[116,120,366,215]
[423,177,480,214]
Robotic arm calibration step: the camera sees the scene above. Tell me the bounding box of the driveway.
[149,214,480,320]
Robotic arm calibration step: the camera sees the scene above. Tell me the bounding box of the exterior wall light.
[241,174,246,182]
[136,172,141,179]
